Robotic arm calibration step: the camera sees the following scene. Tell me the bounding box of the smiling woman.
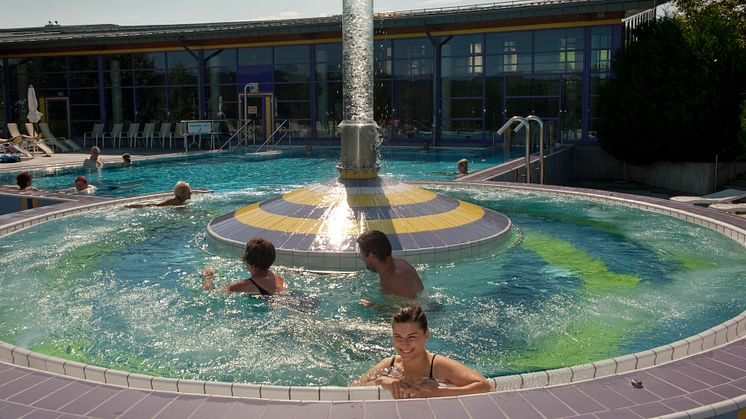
[353,305,494,398]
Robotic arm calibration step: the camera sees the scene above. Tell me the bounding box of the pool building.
[0,0,656,147]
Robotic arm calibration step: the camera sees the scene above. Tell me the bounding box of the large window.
[534,29,584,73]
[274,45,311,136]
[167,51,197,122]
[588,26,613,139]
[69,56,100,137]
[442,35,484,140]
[205,48,237,120]
[315,43,342,137]
[391,38,433,138]
[486,32,532,74]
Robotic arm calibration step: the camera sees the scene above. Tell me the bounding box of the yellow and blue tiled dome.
[208,177,511,271]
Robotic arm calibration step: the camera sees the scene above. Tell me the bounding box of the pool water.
[0,180,745,386]
[1,147,517,197]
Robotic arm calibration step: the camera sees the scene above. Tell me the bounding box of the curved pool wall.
[0,181,745,402]
[207,177,512,270]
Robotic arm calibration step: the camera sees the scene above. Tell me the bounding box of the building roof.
[0,0,657,56]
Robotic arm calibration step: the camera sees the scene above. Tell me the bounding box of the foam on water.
[1,185,745,385]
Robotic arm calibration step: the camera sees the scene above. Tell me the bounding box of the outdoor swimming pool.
[0,163,745,386]
[0,147,517,196]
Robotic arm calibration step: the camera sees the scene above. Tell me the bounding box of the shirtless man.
[82,146,104,170]
[357,230,423,300]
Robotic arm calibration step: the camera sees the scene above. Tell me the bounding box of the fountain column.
[338,0,379,179]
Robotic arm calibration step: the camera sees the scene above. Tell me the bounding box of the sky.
[1,0,486,28]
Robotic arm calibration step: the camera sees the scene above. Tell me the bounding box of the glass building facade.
[1,22,623,146]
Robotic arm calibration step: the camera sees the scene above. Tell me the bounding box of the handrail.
[497,116,531,183]
[526,115,545,184]
[219,120,255,151]
[254,120,290,153]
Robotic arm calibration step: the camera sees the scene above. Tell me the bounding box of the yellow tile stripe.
[233,200,485,235]
[282,187,437,207]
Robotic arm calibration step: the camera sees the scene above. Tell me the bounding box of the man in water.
[82,146,104,170]
[357,230,423,300]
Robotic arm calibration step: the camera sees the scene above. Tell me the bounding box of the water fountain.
[207,0,512,270]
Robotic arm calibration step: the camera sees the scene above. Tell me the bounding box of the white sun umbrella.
[27,85,43,129]
[217,95,225,118]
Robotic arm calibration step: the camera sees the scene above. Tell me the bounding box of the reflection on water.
[1,186,745,385]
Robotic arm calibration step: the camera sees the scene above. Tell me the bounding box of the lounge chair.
[34,123,71,152]
[7,123,54,157]
[670,188,746,205]
[709,203,746,214]
[39,123,82,152]
[1,138,33,160]
[125,122,142,148]
[157,122,173,148]
[141,122,156,148]
[83,123,104,148]
[103,123,124,148]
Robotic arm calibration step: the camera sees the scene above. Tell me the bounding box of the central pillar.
[338,0,379,179]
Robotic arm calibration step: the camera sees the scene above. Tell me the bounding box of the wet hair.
[75,175,88,184]
[243,238,276,271]
[357,230,392,261]
[392,305,428,331]
[90,146,101,155]
[122,153,131,161]
[173,181,191,201]
[457,158,469,173]
[16,172,32,189]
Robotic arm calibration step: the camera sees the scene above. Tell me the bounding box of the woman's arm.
[409,356,493,398]
[202,267,216,290]
[352,358,415,399]
[351,358,392,386]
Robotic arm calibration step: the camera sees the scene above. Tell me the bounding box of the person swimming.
[202,238,287,295]
[126,181,191,207]
[72,175,97,194]
[353,305,493,399]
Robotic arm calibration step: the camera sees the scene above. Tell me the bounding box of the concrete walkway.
[0,336,744,419]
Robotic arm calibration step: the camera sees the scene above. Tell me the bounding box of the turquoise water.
[0,147,516,197]
[0,175,745,386]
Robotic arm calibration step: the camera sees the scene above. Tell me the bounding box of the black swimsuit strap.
[247,277,271,296]
[389,354,436,379]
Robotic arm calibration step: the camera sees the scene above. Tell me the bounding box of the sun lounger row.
[84,122,187,149]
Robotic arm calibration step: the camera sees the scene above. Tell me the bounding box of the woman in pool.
[202,237,287,295]
[354,305,493,398]
[0,171,39,192]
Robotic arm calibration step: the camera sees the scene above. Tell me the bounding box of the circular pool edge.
[0,182,745,401]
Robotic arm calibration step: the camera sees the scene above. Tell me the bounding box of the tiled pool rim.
[0,181,745,403]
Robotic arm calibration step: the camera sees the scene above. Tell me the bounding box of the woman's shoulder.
[226,279,252,293]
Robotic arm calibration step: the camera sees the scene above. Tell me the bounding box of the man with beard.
[357,230,423,300]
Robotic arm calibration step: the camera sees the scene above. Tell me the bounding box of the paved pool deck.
[0,336,745,419]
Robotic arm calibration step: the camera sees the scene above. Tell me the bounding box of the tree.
[597,2,746,164]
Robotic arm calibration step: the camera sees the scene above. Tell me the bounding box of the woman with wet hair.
[1,171,39,192]
[202,237,287,295]
[354,305,493,398]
